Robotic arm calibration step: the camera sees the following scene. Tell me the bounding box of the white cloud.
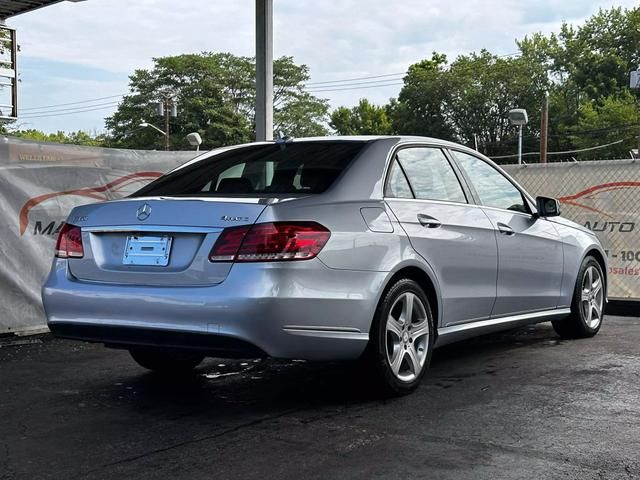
[9,0,640,132]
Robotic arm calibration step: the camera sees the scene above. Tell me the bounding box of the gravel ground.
[1,315,639,480]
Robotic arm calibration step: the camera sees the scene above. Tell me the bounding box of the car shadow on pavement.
[105,321,566,415]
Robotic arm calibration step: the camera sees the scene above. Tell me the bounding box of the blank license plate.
[123,235,172,266]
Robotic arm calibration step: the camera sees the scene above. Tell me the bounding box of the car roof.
[286,135,480,156]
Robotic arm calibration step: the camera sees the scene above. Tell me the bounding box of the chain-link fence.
[504,159,640,300]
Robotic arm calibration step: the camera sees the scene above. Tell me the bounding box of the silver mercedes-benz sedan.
[43,136,607,394]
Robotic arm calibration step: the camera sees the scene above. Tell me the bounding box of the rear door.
[451,149,563,316]
[385,146,498,326]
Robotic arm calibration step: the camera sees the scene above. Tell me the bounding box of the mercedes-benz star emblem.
[136,204,152,221]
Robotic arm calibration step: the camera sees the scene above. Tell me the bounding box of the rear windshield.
[132,141,368,197]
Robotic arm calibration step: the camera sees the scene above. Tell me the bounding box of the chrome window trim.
[383,196,478,209]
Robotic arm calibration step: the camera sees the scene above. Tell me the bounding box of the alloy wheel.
[581,265,604,329]
[385,292,430,382]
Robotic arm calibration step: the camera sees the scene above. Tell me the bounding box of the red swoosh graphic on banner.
[19,172,162,235]
[558,181,640,217]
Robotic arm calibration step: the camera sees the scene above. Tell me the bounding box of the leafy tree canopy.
[330,98,393,135]
[105,53,329,150]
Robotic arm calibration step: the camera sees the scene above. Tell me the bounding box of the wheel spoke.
[386,315,403,339]
[581,290,590,302]
[586,267,593,289]
[592,278,602,296]
[585,300,593,325]
[406,345,420,374]
[411,321,430,340]
[403,293,414,325]
[593,300,602,321]
[390,349,404,375]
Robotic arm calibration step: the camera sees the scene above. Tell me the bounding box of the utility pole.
[155,97,177,151]
[540,92,549,164]
[164,98,170,151]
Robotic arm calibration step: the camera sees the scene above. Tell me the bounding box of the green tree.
[6,128,106,146]
[105,53,329,150]
[330,99,393,135]
[388,51,549,156]
[571,92,640,159]
[388,53,454,139]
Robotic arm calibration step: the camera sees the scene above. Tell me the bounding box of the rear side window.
[133,141,367,197]
[395,147,467,203]
[386,160,414,198]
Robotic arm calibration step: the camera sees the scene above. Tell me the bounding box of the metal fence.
[504,159,640,300]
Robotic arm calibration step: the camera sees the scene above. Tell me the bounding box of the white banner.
[0,136,195,334]
[505,160,640,300]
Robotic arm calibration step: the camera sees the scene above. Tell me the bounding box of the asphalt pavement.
[1,315,639,480]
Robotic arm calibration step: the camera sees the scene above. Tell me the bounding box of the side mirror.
[536,196,561,218]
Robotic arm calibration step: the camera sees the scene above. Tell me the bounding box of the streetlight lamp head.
[139,121,149,127]
[508,109,529,126]
[186,132,202,147]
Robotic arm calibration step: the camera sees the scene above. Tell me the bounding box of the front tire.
[366,278,434,395]
[552,256,605,339]
[129,347,204,374]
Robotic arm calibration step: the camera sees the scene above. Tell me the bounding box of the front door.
[452,150,564,317]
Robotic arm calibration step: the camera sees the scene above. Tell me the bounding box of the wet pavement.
[1,315,639,480]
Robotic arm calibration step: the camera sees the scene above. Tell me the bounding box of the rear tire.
[364,278,434,395]
[129,347,204,373]
[552,256,605,339]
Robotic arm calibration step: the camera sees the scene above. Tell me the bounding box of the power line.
[306,81,404,93]
[19,94,126,112]
[490,139,626,159]
[20,100,123,116]
[304,52,521,86]
[305,72,405,86]
[20,103,121,119]
[306,76,406,89]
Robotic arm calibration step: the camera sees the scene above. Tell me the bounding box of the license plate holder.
[123,235,172,266]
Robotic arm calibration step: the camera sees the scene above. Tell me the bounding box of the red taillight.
[55,223,84,259]
[209,222,330,263]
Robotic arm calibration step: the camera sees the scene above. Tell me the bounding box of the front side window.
[453,151,528,213]
[396,147,466,203]
[133,141,367,197]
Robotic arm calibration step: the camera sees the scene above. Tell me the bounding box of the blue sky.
[10,0,639,133]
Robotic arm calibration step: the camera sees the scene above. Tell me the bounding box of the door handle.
[497,222,515,236]
[417,214,442,229]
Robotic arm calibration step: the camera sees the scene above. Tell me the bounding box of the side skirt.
[434,308,571,348]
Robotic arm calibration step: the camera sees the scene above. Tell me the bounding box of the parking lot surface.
[1,315,639,480]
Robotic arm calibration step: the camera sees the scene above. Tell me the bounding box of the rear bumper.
[48,322,268,358]
[42,259,387,360]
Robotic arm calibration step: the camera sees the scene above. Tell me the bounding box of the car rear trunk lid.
[67,197,268,286]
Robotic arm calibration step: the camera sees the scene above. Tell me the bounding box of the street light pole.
[518,125,523,165]
[508,109,529,165]
[140,121,169,148]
